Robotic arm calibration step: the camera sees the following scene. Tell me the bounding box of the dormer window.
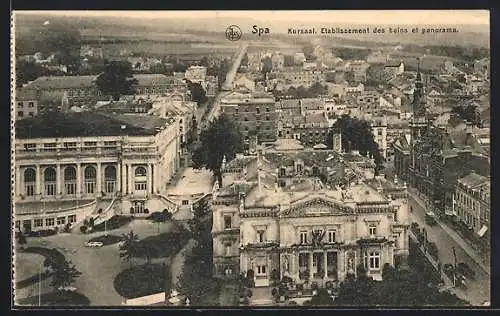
[257,230,266,243]
[300,231,308,244]
[369,225,377,238]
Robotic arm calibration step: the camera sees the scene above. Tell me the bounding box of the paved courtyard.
[166,167,214,196]
[14,217,190,306]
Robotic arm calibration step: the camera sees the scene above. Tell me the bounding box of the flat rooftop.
[15,112,172,139]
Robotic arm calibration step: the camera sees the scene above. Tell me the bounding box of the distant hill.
[14,13,490,49]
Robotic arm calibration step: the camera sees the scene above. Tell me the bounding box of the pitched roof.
[385,60,403,67]
[26,75,97,90]
[133,74,184,87]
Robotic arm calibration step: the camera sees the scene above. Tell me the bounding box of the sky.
[16,10,490,25]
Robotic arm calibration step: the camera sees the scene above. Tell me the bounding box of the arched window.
[84,166,96,179]
[104,166,117,193]
[104,166,116,180]
[24,168,36,196]
[135,166,147,177]
[44,167,56,195]
[64,166,77,181]
[134,166,147,191]
[64,166,77,195]
[24,168,36,183]
[84,166,97,194]
[44,167,56,182]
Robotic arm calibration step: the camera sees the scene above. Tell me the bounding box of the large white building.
[212,147,410,287]
[14,112,180,233]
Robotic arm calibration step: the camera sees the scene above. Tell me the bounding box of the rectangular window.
[57,217,66,225]
[225,244,231,257]
[84,141,97,148]
[24,143,36,151]
[25,183,35,196]
[257,265,267,275]
[45,218,55,227]
[45,183,56,196]
[135,182,147,191]
[18,102,23,108]
[29,102,35,108]
[369,251,381,270]
[85,182,95,194]
[34,219,43,227]
[256,107,260,114]
[369,225,377,237]
[300,231,308,244]
[103,141,117,151]
[68,215,77,223]
[224,215,232,229]
[328,230,336,243]
[18,111,24,117]
[182,200,189,205]
[43,143,57,152]
[15,221,20,229]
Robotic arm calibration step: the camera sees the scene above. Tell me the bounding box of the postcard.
[11,10,491,308]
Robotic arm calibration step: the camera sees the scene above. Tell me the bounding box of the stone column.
[96,163,102,194]
[147,164,153,194]
[16,166,21,197]
[121,163,127,194]
[338,250,344,279]
[56,164,62,196]
[294,252,300,282]
[128,164,133,195]
[36,165,41,196]
[324,251,328,279]
[76,163,82,197]
[116,163,121,194]
[152,164,158,194]
[309,252,314,280]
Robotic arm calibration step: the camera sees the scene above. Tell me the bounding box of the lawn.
[23,247,65,267]
[16,290,90,306]
[138,228,191,258]
[113,263,170,299]
[88,234,123,246]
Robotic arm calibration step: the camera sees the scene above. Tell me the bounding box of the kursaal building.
[212,140,410,286]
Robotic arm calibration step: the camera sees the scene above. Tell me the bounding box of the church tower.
[410,58,429,143]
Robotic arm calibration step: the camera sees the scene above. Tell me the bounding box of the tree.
[261,57,273,75]
[241,53,248,67]
[40,22,81,72]
[451,104,481,127]
[200,56,209,67]
[95,61,138,101]
[325,115,385,173]
[16,231,27,250]
[303,43,316,60]
[192,114,244,186]
[284,55,295,67]
[51,260,82,292]
[187,81,208,105]
[15,60,46,87]
[119,230,140,267]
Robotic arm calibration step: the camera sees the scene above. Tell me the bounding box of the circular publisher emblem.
[226,25,242,41]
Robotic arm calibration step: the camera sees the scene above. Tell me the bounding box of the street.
[408,193,490,306]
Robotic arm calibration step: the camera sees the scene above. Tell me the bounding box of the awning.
[477,225,488,237]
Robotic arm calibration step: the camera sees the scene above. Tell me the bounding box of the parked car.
[58,286,77,292]
[85,241,104,248]
[457,262,476,279]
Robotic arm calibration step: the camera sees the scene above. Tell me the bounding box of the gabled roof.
[25,75,97,90]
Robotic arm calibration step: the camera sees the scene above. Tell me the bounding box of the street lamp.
[38,261,43,306]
